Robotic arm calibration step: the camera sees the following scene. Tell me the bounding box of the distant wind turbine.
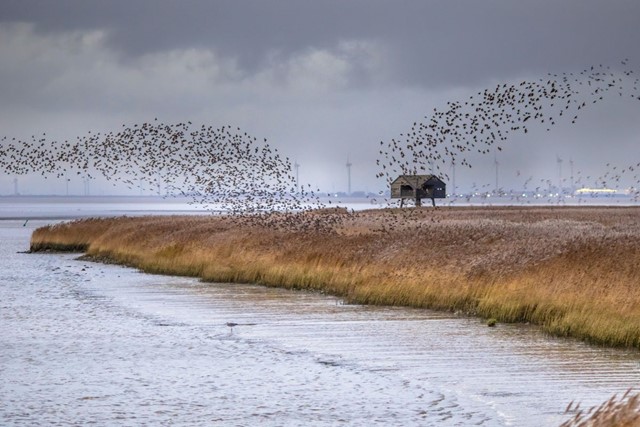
[346,156,352,195]
[494,152,499,195]
[450,158,456,198]
[557,155,563,198]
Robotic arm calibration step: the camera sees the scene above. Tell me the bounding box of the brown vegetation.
[30,206,640,349]
[561,389,640,427]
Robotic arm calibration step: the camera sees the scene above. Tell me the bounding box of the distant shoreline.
[2,194,638,220]
[0,194,199,202]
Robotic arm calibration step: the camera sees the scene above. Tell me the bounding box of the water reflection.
[1,219,638,426]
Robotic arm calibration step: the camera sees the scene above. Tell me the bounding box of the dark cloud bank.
[1,1,639,194]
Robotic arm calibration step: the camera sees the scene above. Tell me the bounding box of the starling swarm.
[0,121,339,231]
[377,60,640,204]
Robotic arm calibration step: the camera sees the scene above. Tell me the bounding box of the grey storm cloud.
[1,0,640,194]
[3,0,640,88]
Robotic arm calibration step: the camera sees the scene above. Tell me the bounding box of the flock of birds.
[1,61,640,232]
[377,60,640,199]
[0,120,337,230]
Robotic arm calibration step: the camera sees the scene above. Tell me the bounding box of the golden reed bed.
[31,206,640,349]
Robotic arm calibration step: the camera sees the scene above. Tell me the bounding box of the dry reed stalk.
[560,389,640,427]
[29,206,640,348]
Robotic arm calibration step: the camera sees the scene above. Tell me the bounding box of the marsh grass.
[561,389,640,427]
[30,206,640,349]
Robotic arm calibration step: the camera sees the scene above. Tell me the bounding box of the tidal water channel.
[1,217,639,426]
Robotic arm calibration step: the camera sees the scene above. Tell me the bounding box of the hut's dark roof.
[391,174,443,188]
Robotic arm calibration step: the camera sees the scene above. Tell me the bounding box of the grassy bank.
[30,206,640,349]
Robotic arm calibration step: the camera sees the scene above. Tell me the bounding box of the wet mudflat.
[1,219,639,426]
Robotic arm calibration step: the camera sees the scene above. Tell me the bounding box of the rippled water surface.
[1,218,639,426]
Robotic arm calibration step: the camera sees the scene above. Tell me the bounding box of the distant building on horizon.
[574,187,626,197]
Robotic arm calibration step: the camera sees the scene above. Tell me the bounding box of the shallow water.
[1,217,639,426]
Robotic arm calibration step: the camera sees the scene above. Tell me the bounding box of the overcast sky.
[1,0,640,195]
